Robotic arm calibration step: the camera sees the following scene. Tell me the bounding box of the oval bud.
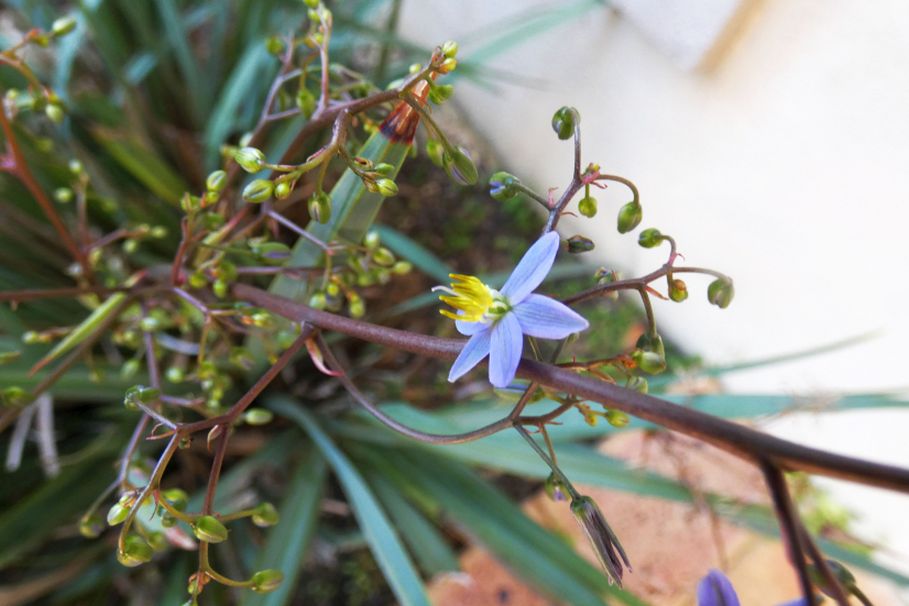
[206,170,227,193]
[308,191,331,223]
[637,227,663,248]
[375,178,398,197]
[193,515,229,543]
[242,179,274,203]
[392,260,412,275]
[606,410,630,428]
[441,40,459,58]
[669,278,688,302]
[54,187,73,204]
[308,292,327,310]
[250,569,284,593]
[429,83,454,104]
[162,488,189,511]
[244,408,274,426]
[45,103,64,124]
[488,171,520,201]
[437,57,458,74]
[426,139,445,167]
[578,195,598,218]
[372,247,396,267]
[349,298,365,318]
[544,472,568,502]
[363,230,381,249]
[265,35,285,56]
[707,278,734,309]
[252,502,280,527]
[632,349,666,375]
[80,512,105,538]
[443,146,478,185]
[234,147,266,173]
[296,88,316,118]
[616,201,642,234]
[51,16,77,37]
[118,535,153,567]
[567,235,594,254]
[274,181,292,200]
[551,106,578,140]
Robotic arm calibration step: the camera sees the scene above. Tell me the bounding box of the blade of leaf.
[268,397,431,606]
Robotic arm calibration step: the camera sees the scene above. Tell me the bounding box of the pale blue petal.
[500,232,560,304]
[456,318,488,336]
[697,570,740,606]
[513,294,589,339]
[489,313,523,388]
[448,329,492,382]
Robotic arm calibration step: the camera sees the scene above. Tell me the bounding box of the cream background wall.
[399,0,909,584]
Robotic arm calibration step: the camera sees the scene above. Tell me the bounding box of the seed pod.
[551,106,578,140]
[616,201,642,234]
[234,147,266,173]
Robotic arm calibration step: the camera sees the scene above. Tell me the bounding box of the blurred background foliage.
[1,1,907,604]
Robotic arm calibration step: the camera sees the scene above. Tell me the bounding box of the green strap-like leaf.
[268,397,431,606]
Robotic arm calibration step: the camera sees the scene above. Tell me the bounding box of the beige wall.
[400,0,909,584]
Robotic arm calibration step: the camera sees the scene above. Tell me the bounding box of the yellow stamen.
[437,274,493,322]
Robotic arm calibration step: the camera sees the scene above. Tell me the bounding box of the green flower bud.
[150,226,168,239]
[1,386,29,408]
[296,88,316,118]
[123,385,159,409]
[375,178,398,197]
[45,103,65,124]
[180,193,201,214]
[632,349,666,375]
[166,367,184,384]
[543,472,568,501]
[161,514,177,528]
[118,535,153,567]
[252,502,280,527]
[122,238,139,254]
[551,106,578,140]
[616,201,642,234]
[188,271,208,289]
[265,35,285,56]
[627,375,648,394]
[437,57,458,74]
[250,569,284,593]
[54,187,73,203]
[426,139,445,167]
[606,410,630,428]
[162,488,189,511]
[308,191,331,223]
[372,247,396,267]
[274,180,292,200]
[304,0,319,8]
[349,298,365,318]
[242,179,274,203]
[567,235,594,254]
[707,278,734,309]
[139,316,160,332]
[578,195,598,218]
[488,171,520,201]
[68,159,83,175]
[234,147,266,173]
[429,83,454,104]
[308,292,327,310]
[107,502,130,526]
[392,261,412,275]
[200,211,226,230]
[363,230,381,249]
[637,227,663,248]
[669,278,688,302]
[373,163,395,176]
[148,531,167,551]
[120,359,140,379]
[79,512,104,538]
[193,515,228,543]
[441,40,459,58]
[213,279,228,299]
[255,241,291,264]
[206,170,227,193]
[244,408,274,426]
[443,146,478,185]
[51,16,77,37]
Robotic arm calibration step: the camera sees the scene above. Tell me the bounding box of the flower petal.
[513,294,589,339]
[500,232,560,304]
[456,318,488,336]
[696,569,741,606]
[448,329,492,382]
[488,313,523,388]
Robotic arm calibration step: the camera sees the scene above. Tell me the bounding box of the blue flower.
[697,569,809,606]
[436,232,589,388]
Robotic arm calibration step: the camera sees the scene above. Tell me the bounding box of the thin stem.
[514,423,579,499]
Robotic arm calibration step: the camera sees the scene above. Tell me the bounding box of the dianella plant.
[1,2,907,605]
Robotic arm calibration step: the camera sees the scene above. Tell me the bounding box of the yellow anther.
[437,274,493,322]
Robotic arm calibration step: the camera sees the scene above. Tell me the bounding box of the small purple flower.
[435,232,589,388]
[697,569,810,606]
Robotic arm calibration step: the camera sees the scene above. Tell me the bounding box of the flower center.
[434,274,510,322]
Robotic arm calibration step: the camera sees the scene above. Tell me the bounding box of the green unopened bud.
[443,146,478,185]
[632,349,666,375]
[349,298,365,318]
[139,316,160,332]
[252,502,280,527]
[375,178,398,197]
[45,103,64,124]
[578,195,598,218]
[489,171,520,201]
[308,292,327,310]
[147,531,167,551]
[308,191,331,223]
[165,367,184,384]
[274,181,292,200]
[551,106,578,140]
[441,40,459,58]
[193,515,228,543]
[54,187,73,203]
[617,201,642,234]
[669,278,688,302]
[244,408,274,426]
[212,278,228,299]
[544,472,568,502]
[118,535,153,567]
[426,139,445,167]
[638,228,663,248]
[265,35,285,56]
[627,375,649,394]
[120,359,140,379]
[392,261,412,275]
[243,179,274,203]
[162,488,189,511]
[234,147,266,173]
[296,88,316,118]
[107,502,130,526]
[250,569,284,593]
[707,278,734,309]
[567,235,594,253]
[2,386,29,408]
[180,193,201,214]
[372,247,396,267]
[373,163,395,177]
[304,0,319,8]
[606,410,630,427]
[363,231,381,249]
[80,512,104,538]
[206,170,227,193]
[429,83,454,104]
[51,16,77,37]
[68,159,83,175]
[437,57,457,74]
